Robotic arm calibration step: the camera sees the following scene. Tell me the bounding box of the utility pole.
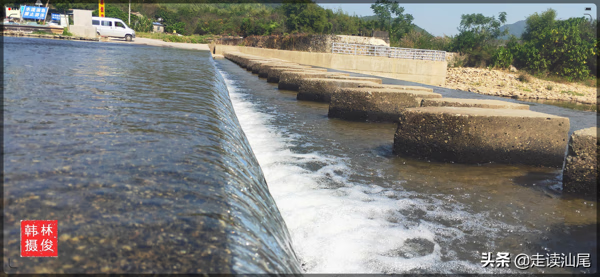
[128,0,131,25]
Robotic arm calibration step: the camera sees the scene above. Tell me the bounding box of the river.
[3,36,597,274]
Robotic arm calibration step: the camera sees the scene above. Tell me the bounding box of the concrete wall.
[212,45,447,86]
[73,9,92,26]
[69,9,96,39]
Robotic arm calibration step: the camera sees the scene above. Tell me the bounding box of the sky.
[317,3,597,37]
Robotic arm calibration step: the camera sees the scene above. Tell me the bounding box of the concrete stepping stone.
[329,88,442,122]
[296,78,378,102]
[563,127,598,196]
[422,98,530,110]
[358,83,434,93]
[238,57,268,68]
[393,107,570,167]
[279,72,349,91]
[244,59,280,70]
[247,59,288,73]
[267,67,329,83]
[325,76,383,84]
[258,63,305,77]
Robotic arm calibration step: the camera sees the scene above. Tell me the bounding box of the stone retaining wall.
[215,34,389,53]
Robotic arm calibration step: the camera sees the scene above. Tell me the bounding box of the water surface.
[3,37,299,274]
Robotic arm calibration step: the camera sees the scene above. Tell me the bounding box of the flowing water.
[213,59,597,274]
[3,36,597,274]
[3,37,299,274]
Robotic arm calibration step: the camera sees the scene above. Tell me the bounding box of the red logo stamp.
[20,220,58,257]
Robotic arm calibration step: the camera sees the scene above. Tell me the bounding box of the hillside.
[359,15,432,36]
[499,20,526,39]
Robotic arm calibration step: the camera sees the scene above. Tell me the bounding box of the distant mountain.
[359,15,433,37]
[413,25,432,36]
[499,20,526,40]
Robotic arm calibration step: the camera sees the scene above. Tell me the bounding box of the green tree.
[452,12,508,53]
[513,10,596,80]
[451,12,508,66]
[370,0,414,44]
[281,0,328,34]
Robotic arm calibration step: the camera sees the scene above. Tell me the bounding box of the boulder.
[393,107,570,167]
[329,88,442,122]
[563,127,598,196]
[422,98,530,110]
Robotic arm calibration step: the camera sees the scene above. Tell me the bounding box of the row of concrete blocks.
[222,51,597,196]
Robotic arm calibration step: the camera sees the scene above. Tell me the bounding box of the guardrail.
[332,42,446,62]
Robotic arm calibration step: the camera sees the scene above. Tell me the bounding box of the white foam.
[218,68,523,274]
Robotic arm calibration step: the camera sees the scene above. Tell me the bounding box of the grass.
[561,90,585,97]
[32,30,51,35]
[522,88,532,92]
[546,84,553,90]
[62,28,73,36]
[498,81,506,87]
[533,72,598,88]
[136,32,216,44]
[471,81,482,86]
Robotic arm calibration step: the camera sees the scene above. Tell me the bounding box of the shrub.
[491,46,513,69]
[62,28,73,36]
[517,73,531,83]
[546,84,553,90]
[561,90,585,96]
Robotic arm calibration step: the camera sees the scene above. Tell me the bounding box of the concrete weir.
[329,88,442,122]
[279,72,350,91]
[393,107,570,167]
[422,98,530,110]
[296,78,380,102]
[563,127,598,196]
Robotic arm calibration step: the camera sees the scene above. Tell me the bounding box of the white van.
[92,17,135,41]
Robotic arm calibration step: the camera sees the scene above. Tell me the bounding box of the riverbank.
[107,37,210,51]
[2,30,99,41]
[445,67,597,105]
[1,31,209,51]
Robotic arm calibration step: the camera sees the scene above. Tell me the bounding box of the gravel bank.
[445,67,597,105]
